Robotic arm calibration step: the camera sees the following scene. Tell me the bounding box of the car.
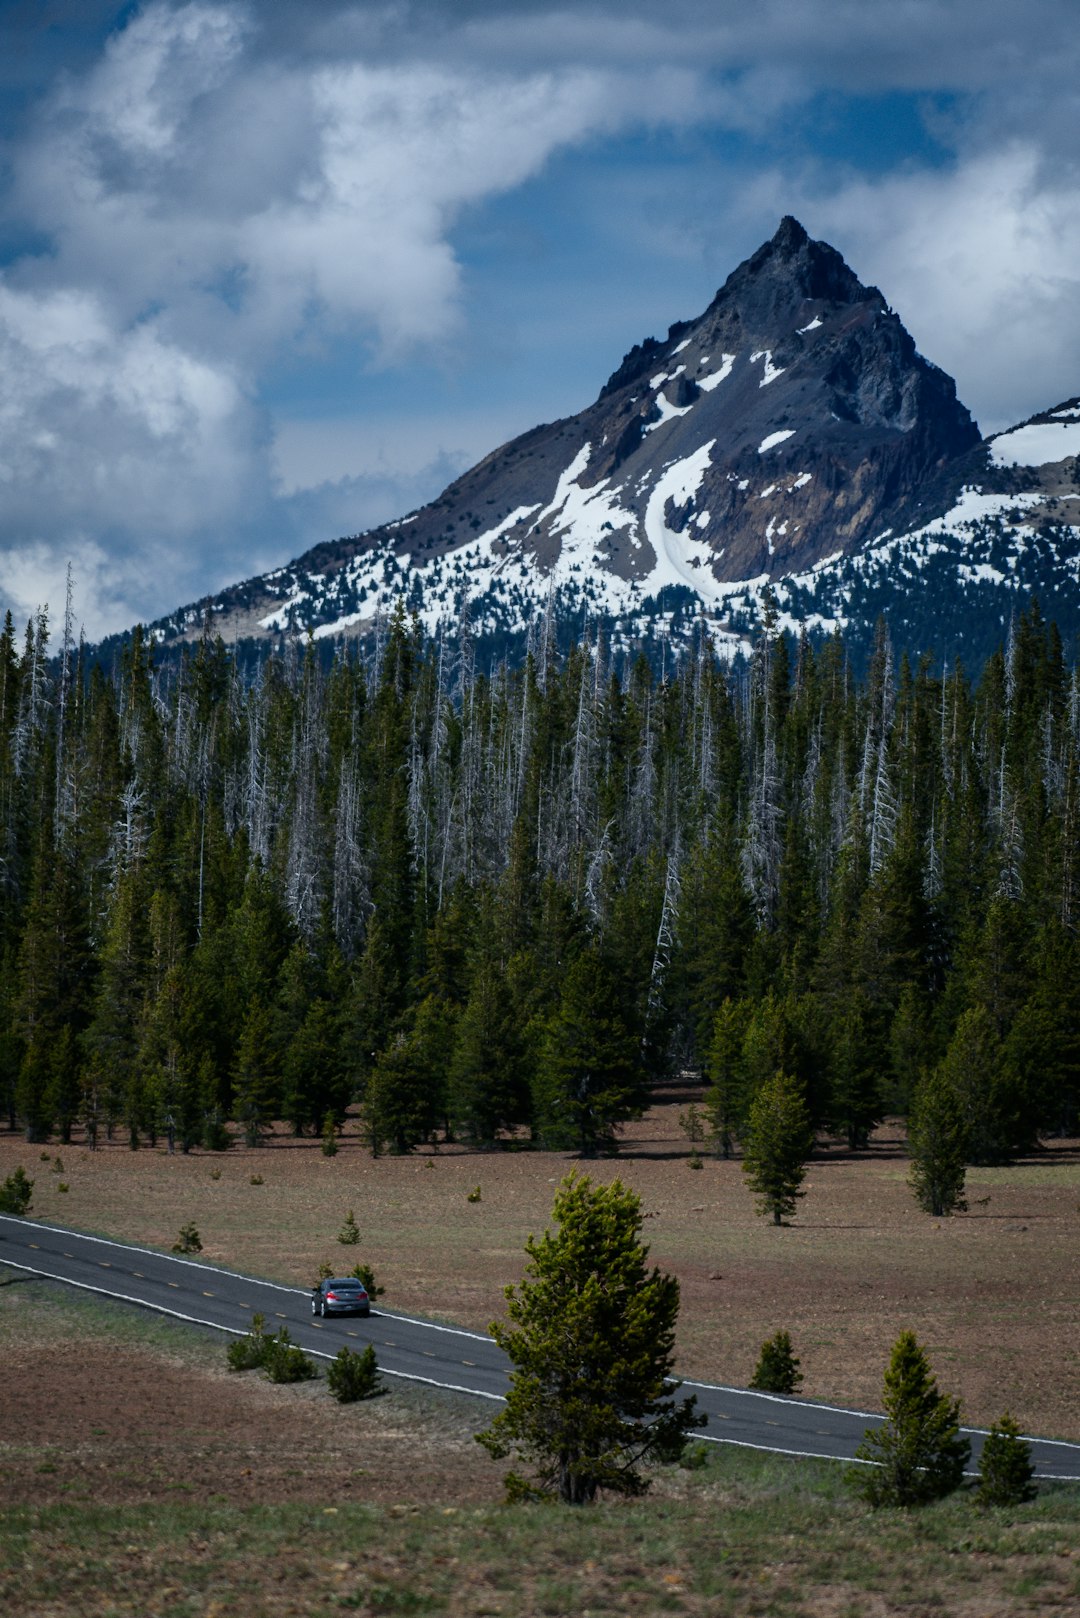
[311,1276,371,1317]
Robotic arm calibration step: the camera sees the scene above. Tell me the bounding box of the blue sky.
[2,0,1079,638]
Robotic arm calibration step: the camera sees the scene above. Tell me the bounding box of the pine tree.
[852,1330,969,1506]
[907,1066,968,1216]
[741,1071,814,1225]
[533,946,646,1156]
[477,1174,702,1502]
[749,1330,802,1394]
[976,1412,1036,1507]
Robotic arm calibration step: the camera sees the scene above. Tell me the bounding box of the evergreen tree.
[741,1071,814,1225]
[852,1330,969,1506]
[976,1412,1036,1507]
[477,1174,702,1502]
[907,1065,968,1216]
[749,1330,802,1394]
[533,946,646,1156]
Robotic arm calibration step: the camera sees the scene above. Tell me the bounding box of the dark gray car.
[311,1277,371,1317]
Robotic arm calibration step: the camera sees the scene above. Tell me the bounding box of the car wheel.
[320,1299,327,1317]
[311,1297,318,1315]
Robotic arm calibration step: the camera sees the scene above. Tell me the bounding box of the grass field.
[3,1097,1079,1441]
[3,1284,1080,1618]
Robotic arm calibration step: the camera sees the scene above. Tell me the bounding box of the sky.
[1,0,1079,641]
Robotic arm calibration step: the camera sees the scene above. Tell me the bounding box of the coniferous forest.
[1,594,1078,1172]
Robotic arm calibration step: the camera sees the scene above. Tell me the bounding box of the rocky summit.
[143,219,1080,670]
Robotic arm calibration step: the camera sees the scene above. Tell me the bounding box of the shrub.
[327,1344,381,1403]
[52,1156,64,1174]
[321,1112,339,1157]
[338,1209,360,1244]
[317,1259,335,1281]
[172,1222,203,1254]
[57,1182,69,1193]
[0,1166,34,1216]
[749,1330,802,1395]
[227,1314,271,1372]
[467,1185,482,1203]
[348,1262,385,1300]
[263,1329,318,1384]
[976,1413,1037,1507]
[249,1173,264,1186]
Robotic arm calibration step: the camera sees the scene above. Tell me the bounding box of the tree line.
[1,591,1078,1167]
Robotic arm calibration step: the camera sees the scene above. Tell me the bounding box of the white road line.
[6,1219,1080,1466]
[0,1258,506,1405]
[0,1214,494,1342]
[681,1377,1080,1449]
[4,1258,1078,1476]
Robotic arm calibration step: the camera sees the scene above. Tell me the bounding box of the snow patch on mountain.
[759,430,796,453]
[697,353,735,392]
[750,350,785,387]
[641,442,717,597]
[989,421,1080,467]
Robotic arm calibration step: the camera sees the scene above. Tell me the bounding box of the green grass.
[2,1459,1078,1617]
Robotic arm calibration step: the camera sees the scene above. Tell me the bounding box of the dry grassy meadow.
[4,1097,1080,1617]
[2,1091,1078,1439]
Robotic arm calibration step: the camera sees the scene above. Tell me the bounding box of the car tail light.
[326,1291,338,1301]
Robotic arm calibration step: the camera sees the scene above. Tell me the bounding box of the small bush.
[349,1262,385,1300]
[52,1156,64,1174]
[466,1185,482,1203]
[57,1182,69,1193]
[249,1173,264,1186]
[688,1152,703,1171]
[317,1259,335,1281]
[327,1344,381,1403]
[338,1208,360,1244]
[679,1442,710,1471]
[321,1112,339,1157]
[0,1167,34,1215]
[976,1412,1037,1507]
[209,1167,222,1181]
[263,1329,318,1385]
[39,1151,51,1163]
[750,1330,802,1395]
[227,1313,271,1372]
[203,1113,230,1152]
[172,1221,203,1254]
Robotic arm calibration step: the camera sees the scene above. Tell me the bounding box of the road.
[3,1211,1079,1481]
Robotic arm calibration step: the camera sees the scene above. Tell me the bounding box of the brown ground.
[0,1288,503,1509]
[3,1093,1079,1441]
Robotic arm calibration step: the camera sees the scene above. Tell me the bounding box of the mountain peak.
[713,216,878,324]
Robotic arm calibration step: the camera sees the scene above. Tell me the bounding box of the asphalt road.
[3,1211,1079,1481]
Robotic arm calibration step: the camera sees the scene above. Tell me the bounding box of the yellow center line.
[423,1351,436,1359]
[99,1261,111,1268]
[383,1340,396,1348]
[275,1312,287,1319]
[63,1252,74,1258]
[462,1360,476,1367]
[202,1291,214,1298]
[346,1331,358,1338]
[29,1243,39,1250]
[168,1281,179,1288]
[132,1271,143,1278]
[312,1321,322,1328]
